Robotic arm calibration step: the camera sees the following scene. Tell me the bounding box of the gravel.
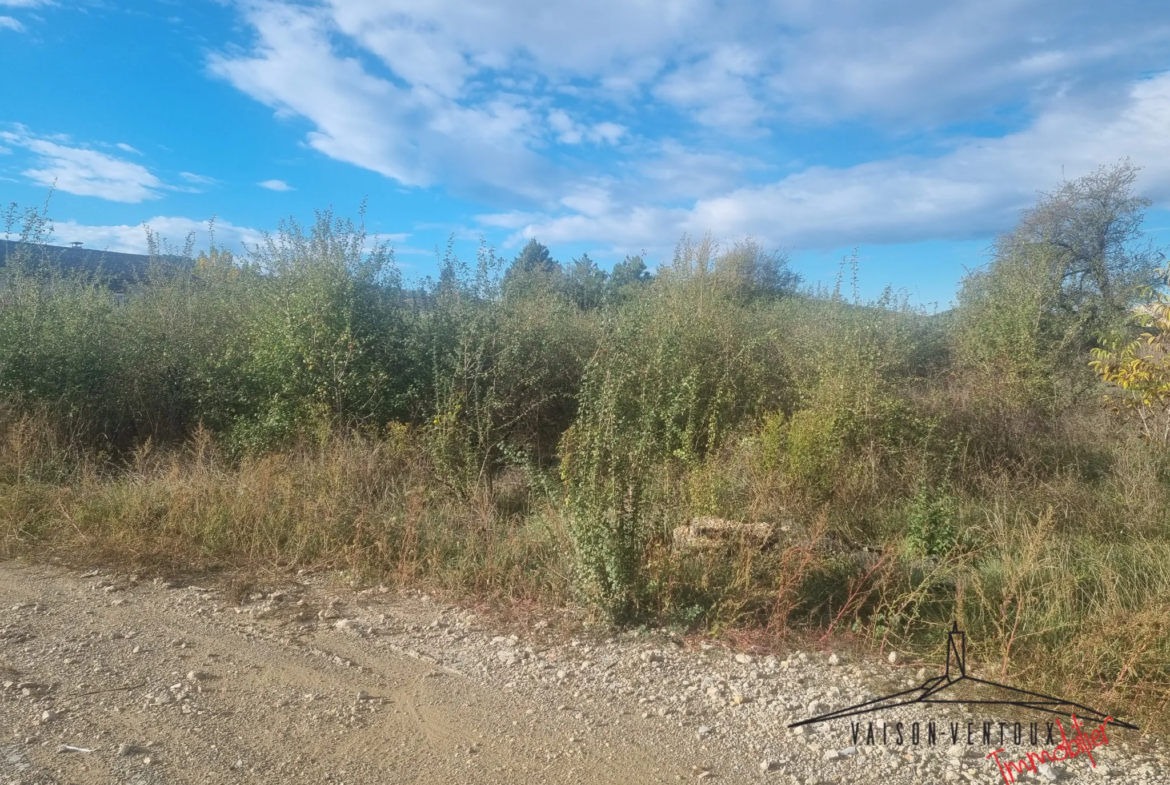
[0,560,1166,784]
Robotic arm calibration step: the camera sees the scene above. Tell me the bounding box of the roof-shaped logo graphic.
[789,622,1138,731]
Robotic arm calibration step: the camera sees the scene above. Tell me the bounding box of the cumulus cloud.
[219,1,1170,137]
[486,72,1170,254]
[0,129,165,202]
[208,0,1170,255]
[653,45,766,130]
[547,110,625,145]
[210,1,689,201]
[207,2,559,203]
[323,0,701,90]
[763,0,1170,125]
[258,179,293,191]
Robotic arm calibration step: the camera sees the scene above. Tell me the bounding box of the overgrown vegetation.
[2,160,1168,727]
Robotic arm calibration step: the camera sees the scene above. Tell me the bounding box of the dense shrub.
[3,164,1170,727]
[560,236,800,618]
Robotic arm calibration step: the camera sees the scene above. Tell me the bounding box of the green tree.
[512,238,557,274]
[1015,160,1159,328]
[502,239,562,298]
[953,161,1163,404]
[563,253,607,310]
[609,254,651,289]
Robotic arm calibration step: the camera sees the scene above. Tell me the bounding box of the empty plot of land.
[0,562,1166,785]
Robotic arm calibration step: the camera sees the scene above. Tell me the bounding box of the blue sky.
[2,0,1169,307]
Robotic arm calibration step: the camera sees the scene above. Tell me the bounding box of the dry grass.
[2,380,1169,732]
[0,417,574,604]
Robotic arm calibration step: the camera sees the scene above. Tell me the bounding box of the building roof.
[0,239,192,288]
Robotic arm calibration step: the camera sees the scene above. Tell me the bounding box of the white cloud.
[51,217,412,261]
[0,15,24,31]
[717,1,1170,127]
[209,3,425,185]
[547,110,626,145]
[179,171,216,185]
[116,142,141,155]
[207,1,559,203]
[634,141,763,202]
[484,72,1170,254]
[258,178,293,191]
[653,45,766,130]
[0,1,54,6]
[327,10,473,98]
[52,217,265,256]
[220,1,1170,135]
[0,129,164,202]
[207,0,1170,258]
[323,0,702,90]
[211,1,1170,207]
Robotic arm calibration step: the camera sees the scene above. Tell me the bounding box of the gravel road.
[1,561,1166,785]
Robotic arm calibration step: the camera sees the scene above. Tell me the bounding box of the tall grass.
[1,199,1168,728]
[0,416,572,601]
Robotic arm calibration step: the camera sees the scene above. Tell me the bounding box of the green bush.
[561,237,799,618]
[412,241,600,492]
[904,484,959,558]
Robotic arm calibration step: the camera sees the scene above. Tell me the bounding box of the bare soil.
[1,561,1166,785]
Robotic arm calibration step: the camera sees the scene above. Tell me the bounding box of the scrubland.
[2,162,1168,728]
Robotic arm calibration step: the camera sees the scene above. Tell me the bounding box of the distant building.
[0,239,192,292]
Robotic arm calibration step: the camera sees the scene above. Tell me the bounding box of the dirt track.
[1,561,1166,785]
